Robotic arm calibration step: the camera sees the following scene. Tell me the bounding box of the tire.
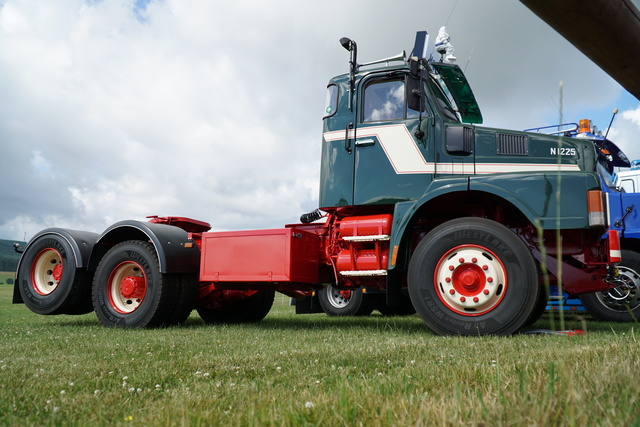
[376,294,416,316]
[579,249,640,322]
[318,286,375,316]
[92,240,175,328]
[16,234,93,315]
[197,290,275,323]
[408,218,539,336]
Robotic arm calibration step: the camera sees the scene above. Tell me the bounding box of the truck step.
[341,234,390,242]
[339,269,388,277]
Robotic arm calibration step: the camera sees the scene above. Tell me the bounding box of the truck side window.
[324,84,338,118]
[621,179,635,193]
[363,80,404,122]
[362,79,421,123]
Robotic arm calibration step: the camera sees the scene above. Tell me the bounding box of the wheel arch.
[389,189,533,272]
[13,228,99,304]
[88,220,201,274]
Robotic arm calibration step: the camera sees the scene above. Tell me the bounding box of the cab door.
[353,75,435,205]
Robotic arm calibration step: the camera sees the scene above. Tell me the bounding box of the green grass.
[1,287,639,426]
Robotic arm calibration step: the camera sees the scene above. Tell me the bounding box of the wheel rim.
[434,245,507,316]
[595,265,640,312]
[326,287,352,309]
[107,261,147,314]
[30,248,63,295]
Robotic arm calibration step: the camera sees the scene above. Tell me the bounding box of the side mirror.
[407,74,424,113]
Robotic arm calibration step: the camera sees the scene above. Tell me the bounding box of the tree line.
[0,239,24,272]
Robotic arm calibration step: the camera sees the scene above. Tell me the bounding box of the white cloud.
[0,0,636,241]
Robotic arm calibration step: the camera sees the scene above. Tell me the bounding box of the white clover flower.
[305,401,315,408]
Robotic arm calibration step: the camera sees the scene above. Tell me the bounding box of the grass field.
[0,271,14,285]
[1,284,639,426]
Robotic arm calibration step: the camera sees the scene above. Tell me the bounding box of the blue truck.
[526,119,640,322]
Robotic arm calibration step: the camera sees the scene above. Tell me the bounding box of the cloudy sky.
[1,0,639,242]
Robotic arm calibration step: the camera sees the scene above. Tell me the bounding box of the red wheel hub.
[452,265,485,295]
[120,276,146,299]
[51,264,63,282]
[434,245,508,316]
[107,261,147,314]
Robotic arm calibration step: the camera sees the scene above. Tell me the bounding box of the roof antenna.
[464,44,475,72]
[444,0,460,26]
[604,108,619,139]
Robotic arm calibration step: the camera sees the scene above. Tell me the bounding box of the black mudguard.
[88,220,201,274]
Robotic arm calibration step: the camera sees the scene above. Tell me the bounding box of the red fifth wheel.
[408,217,539,336]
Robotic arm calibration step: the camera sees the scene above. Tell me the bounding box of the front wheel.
[318,286,375,316]
[408,218,539,336]
[579,249,640,322]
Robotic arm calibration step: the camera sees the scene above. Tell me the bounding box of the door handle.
[355,138,375,147]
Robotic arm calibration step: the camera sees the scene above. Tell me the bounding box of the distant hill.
[0,239,26,272]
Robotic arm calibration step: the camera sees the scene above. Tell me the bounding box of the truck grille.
[496,134,529,156]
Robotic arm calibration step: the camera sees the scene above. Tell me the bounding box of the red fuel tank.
[339,214,392,238]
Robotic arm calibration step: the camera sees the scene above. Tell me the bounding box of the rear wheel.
[92,241,174,328]
[579,249,640,322]
[408,218,539,336]
[197,290,275,323]
[17,234,93,315]
[318,286,375,316]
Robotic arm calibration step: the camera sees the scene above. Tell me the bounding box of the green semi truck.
[14,31,620,335]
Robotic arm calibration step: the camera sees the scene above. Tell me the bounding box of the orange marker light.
[587,190,605,226]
